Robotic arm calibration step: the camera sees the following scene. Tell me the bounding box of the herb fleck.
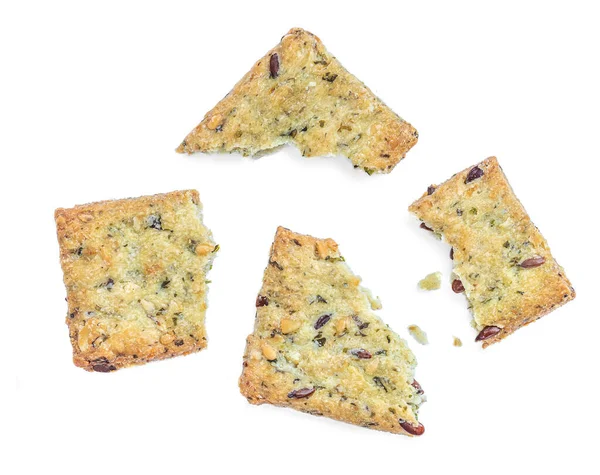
[322,72,338,82]
[146,215,162,230]
[352,315,369,330]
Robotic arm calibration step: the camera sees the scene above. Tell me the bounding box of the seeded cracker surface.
[177,28,418,174]
[239,227,425,436]
[409,157,575,348]
[55,190,217,372]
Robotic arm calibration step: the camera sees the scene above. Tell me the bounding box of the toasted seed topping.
[352,315,369,330]
[92,363,116,373]
[411,380,424,395]
[452,279,465,293]
[450,248,454,260]
[256,295,269,307]
[465,166,484,183]
[520,256,546,268]
[91,357,116,373]
[288,387,315,399]
[314,314,331,329]
[269,53,280,78]
[427,185,436,195]
[420,222,433,232]
[269,260,283,270]
[206,114,223,131]
[350,348,372,359]
[399,420,425,436]
[475,326,501,341]
[280,318,301,334]
[261,342,277,361]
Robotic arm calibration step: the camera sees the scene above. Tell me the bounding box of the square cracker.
[409,157,575,347]
[55,190,217,371]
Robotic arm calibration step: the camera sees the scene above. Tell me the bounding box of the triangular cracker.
[409,157,575,347]
[177,28,418,174]
[239,227,425,436]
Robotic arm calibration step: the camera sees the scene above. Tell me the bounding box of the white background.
[3,1,599,473]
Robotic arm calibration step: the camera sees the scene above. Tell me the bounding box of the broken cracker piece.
[55,190,217,372]
[409,157,575,348]
[239,227,425,436]
[177,28,418,174]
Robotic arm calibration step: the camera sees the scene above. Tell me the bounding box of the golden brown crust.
[239,227,424,436]
[55,190,217,371]
[409,157,575,348]
[177,28,418,174]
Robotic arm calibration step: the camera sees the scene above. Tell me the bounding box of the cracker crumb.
[453,336,463,347]
[418,272,442,290]
[364,289,382,310]
[408,325,429,345]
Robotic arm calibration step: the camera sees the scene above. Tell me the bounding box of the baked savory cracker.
[239,227,425,436]
[177,28,418,174]
[55,190,217,372]
[409,157,575,347]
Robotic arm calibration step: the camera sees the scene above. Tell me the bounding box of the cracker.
[55,190,217,371]
[409,157,575,347]
[239,227,425,436]
[177,28,418,174]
